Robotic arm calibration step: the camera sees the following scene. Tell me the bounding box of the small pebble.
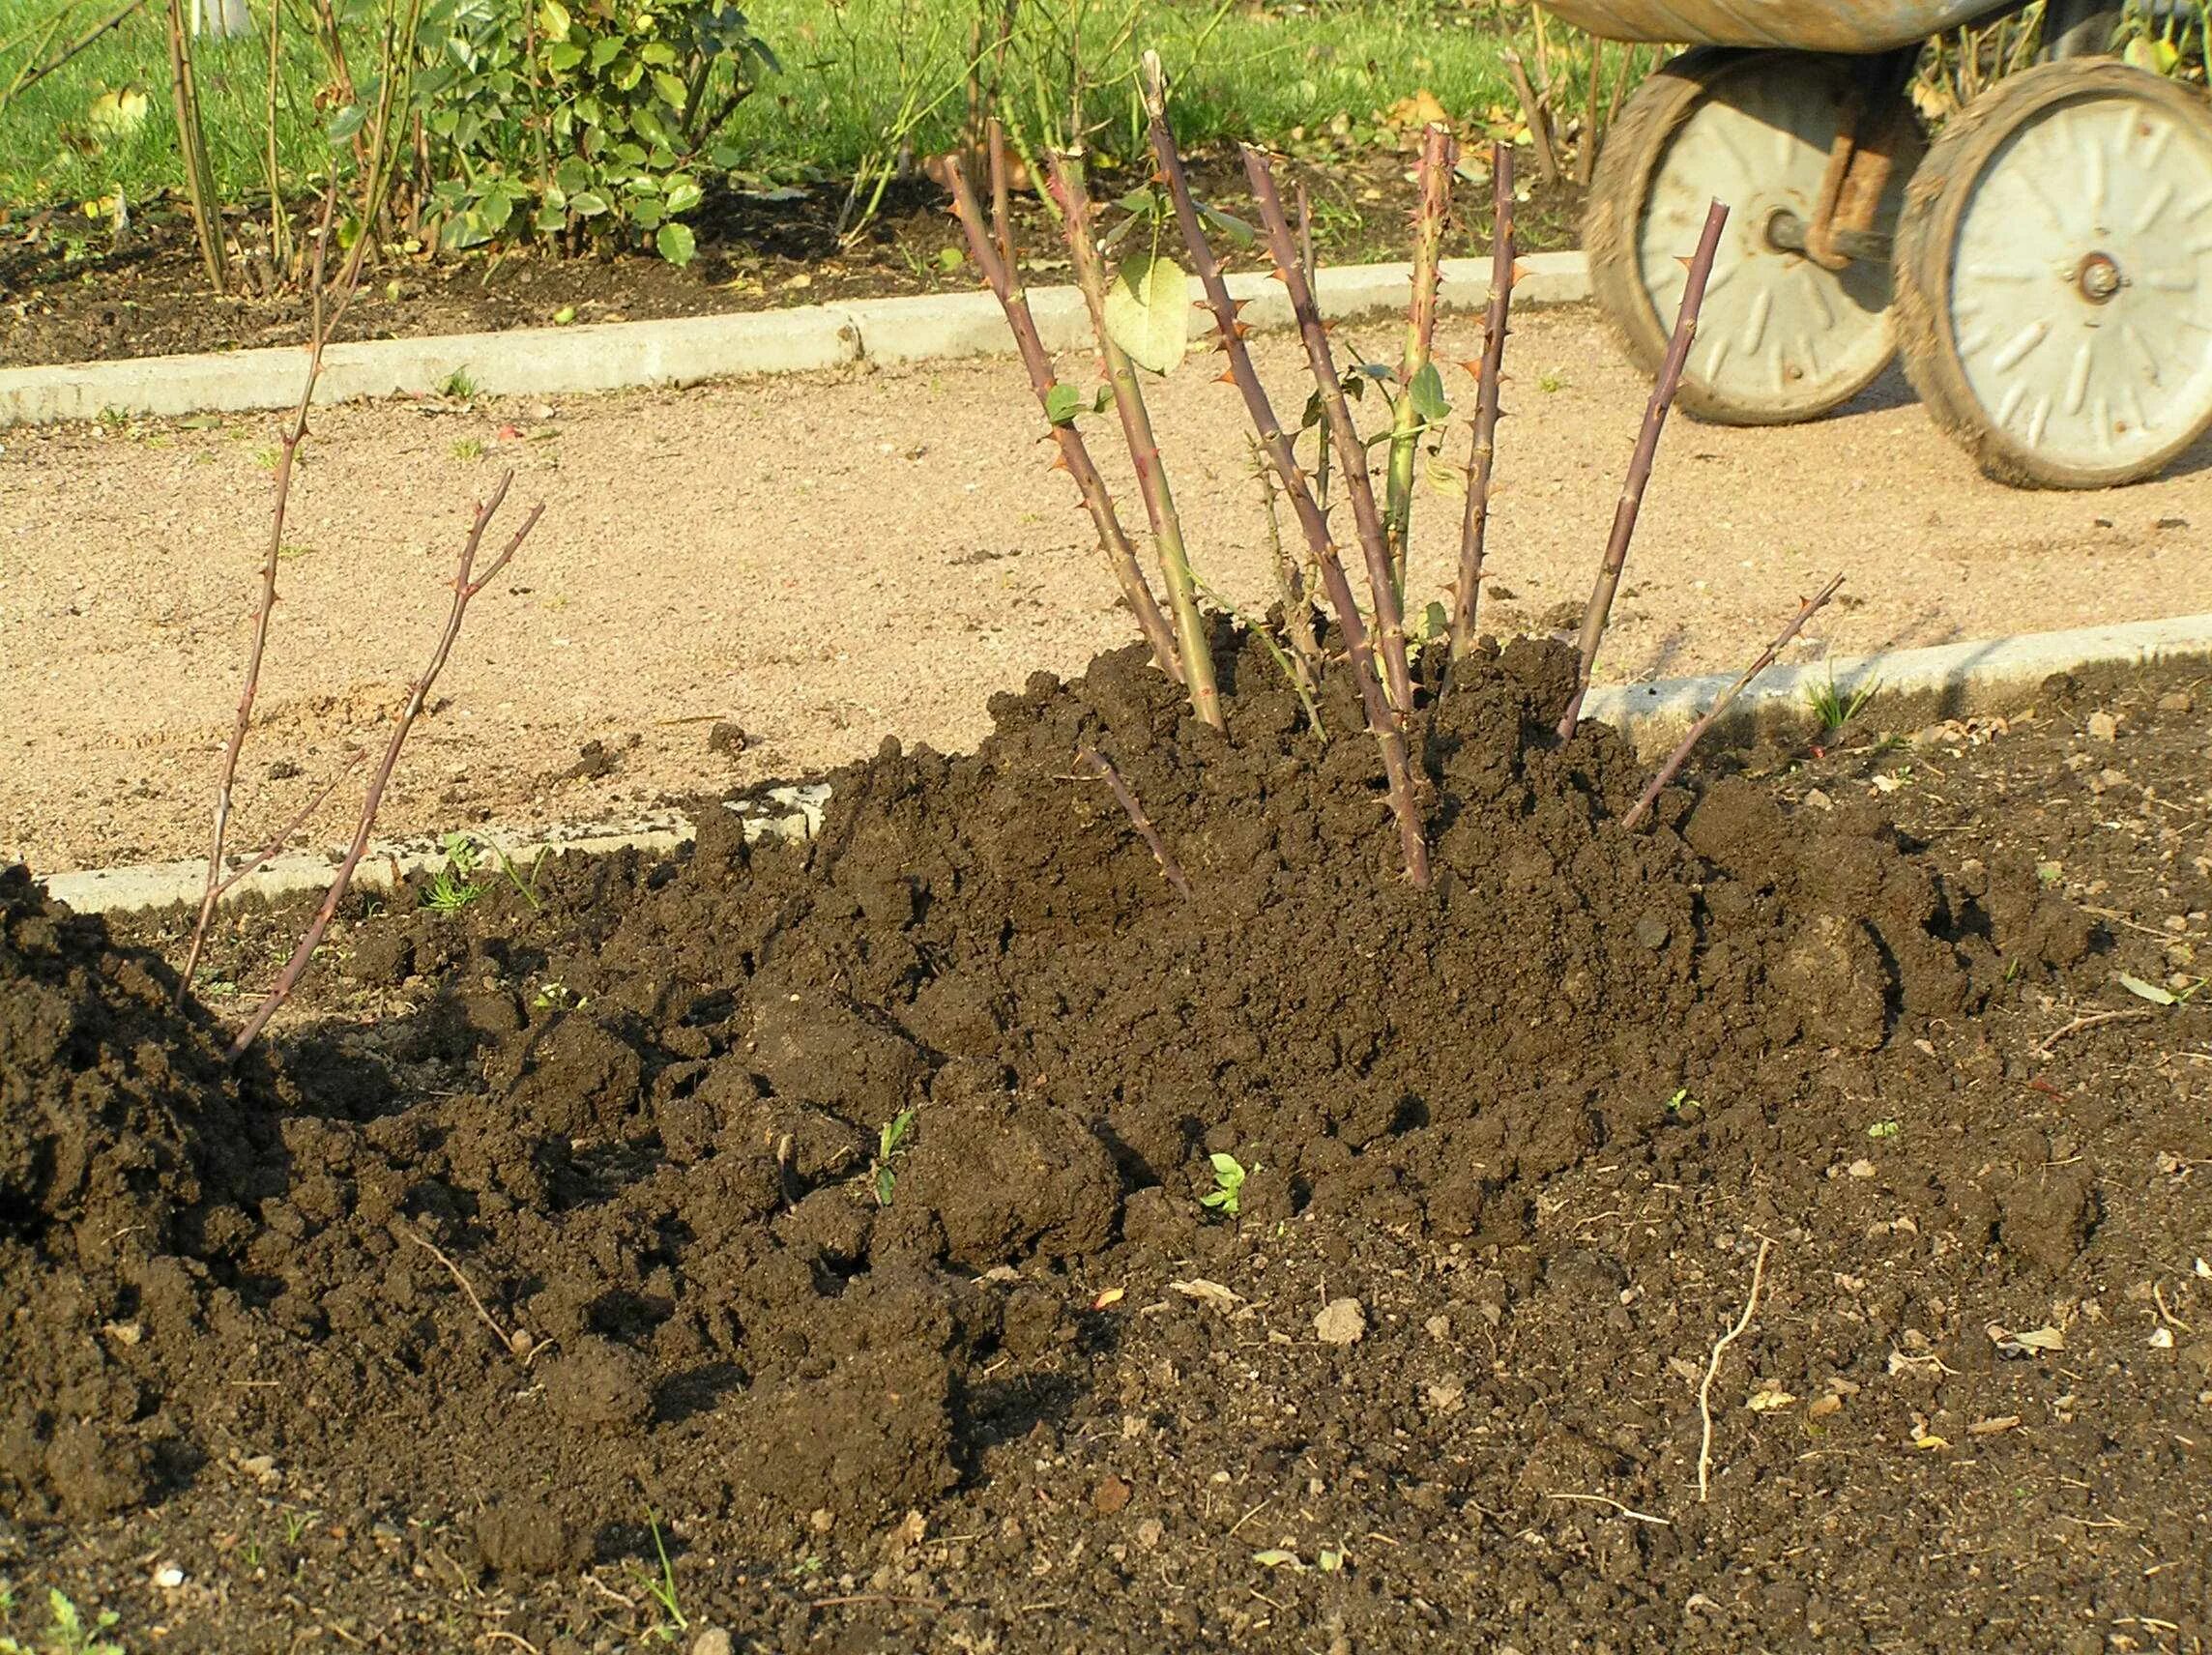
[691,1630,734,1655]
[2157,691,2196,713]
[2086,711,2120,741]
[1314,1297,1368,1346]
[155,1565,185,1589]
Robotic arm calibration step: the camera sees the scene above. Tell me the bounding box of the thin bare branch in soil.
[1620,574,1846,829]
[1448,142,1516,668]
[1241,145,1417,716]
[1077,743,1192,901]
[1045,148,1221,729]
[161,0,225,292]
[227,476,542,1058]
[209,749,369,904]
[1140,52,1429,886]
[945,157,1183,685]
[1697,1235,1774,1502]
[2034,1006,2159,1056]
[1385,123,1457,596]
[1558,199,1730,741]
[178,189,352,1004]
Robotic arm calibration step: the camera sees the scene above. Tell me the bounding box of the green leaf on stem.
[1103,252,1190,376]
[1044,383,1085,426]
[1409,361,1451,423]
[656,221,697,264]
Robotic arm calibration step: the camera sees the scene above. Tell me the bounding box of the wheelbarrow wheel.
[1587,46,1919,425]
[1892,60,2212,488]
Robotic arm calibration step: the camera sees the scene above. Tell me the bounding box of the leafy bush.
[408,0,774,262]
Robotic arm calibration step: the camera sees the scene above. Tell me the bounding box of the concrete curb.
[41,611,2212,917]
[0,251,1590,426]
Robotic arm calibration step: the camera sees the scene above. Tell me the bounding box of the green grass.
[0,0,1516,214]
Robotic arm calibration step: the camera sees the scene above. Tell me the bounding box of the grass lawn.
[0,0,1521,215]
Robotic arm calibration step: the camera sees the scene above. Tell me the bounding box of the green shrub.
[410,0,774,262]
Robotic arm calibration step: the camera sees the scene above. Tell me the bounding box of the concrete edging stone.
[40,611,2212,916]
[0,251,1590,425]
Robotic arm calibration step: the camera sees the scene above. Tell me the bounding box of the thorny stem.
[945,156,1184,684]
[987,115,1014,275]
[1447,143,1515,669]
[1077,743,1192,900]
[163,0,226,292]
[1045,148,1221,729]
[1295,187,1329,518]
[1557,198,1729,741]
[228,476,542,1058]
[1251,439,1323,703]
[1385,123,1456,599]
[1141,53,1429,886]
[1619,575,1844,829]
[1241,146,1416,717]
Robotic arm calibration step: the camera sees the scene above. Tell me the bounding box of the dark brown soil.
[4,639,2209,1654]
[0,155,1586,370]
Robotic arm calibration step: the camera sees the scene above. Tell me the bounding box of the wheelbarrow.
[1546,0,2212,486]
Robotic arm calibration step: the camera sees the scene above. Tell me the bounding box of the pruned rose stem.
[1078,743,1193,900]
[227,476,542,1058]
[1503,49,1561,185]
[1619,574,1845,829]
[1557,198,1729,742]
[1046,147,1221,729]
[946,156,1184,684]
[1140,52,1430,886]
[1385,122,1456,597]
[1447,142,1516,670]
[1251,438,1323,701]
[1295,185,1331,516]
[1241,146,1416,717]
[178,187,353,1004]
[987,115,1015,274]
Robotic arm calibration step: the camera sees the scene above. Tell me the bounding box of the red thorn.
[1215,367,1237,385]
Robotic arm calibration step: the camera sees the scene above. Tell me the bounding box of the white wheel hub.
[1637,62,1898,416]
[1947,90,2212,471]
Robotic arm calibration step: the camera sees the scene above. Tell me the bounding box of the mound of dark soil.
[0,637,2145,1620]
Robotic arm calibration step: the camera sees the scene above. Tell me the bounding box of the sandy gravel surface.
[5,303,2210,874]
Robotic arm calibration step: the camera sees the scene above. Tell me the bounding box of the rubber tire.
[1892,59,2212,488]
[1587,45,1920,426]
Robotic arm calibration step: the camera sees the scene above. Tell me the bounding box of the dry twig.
[1559,199,1730,740]
[1547,1492,1671,1526]
[395,1223,533,1357]
[1697,1235,1774,1501]
[2034,1007,2158,1056]
[1621,575,1846,828]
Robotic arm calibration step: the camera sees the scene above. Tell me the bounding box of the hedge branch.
[228,476,541,1058]
[1045,148,1221,728]
[1557,198,1729,741]
[1447,142,1515,668]
[946,156,1183,684]
[1078,743,1192,900]
[1385,123,1456,597]
[1241,146,1416,716]
[1295,186,1331,517]
[1620,575,1844,829]
[1140,52,1429,886]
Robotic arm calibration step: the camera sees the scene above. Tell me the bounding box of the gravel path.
[6,303,2210,874]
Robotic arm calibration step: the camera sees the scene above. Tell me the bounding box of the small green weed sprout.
[641,1513,687,1643]
[421,834,546,915]
[1808,671,1879,733]
[0,1589,123,1655]
[1866,1118,1901,1140]
[439,367,479,399]
[532,980,578,1011]
[873,1108,917,1206]
[451,437,485,461]
[1537,368,1565,393]
[1665,1088,1703,1118]
[1201,1152,1246,1216]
